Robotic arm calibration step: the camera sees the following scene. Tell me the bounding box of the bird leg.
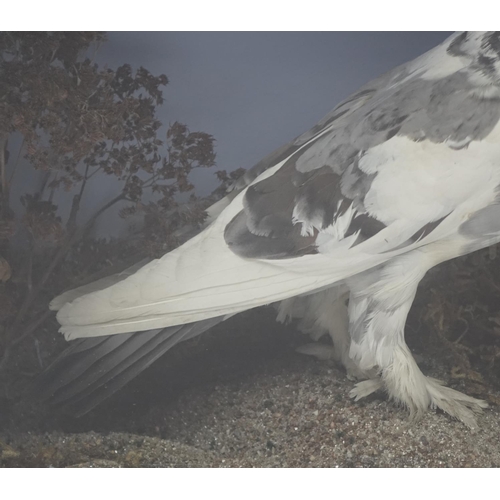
[385,343,486,426]
[346,252,488,428]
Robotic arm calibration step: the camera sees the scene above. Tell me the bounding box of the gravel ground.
[1,306,499,468]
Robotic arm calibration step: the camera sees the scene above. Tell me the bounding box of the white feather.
[55,34,500,348]
[56,115,500,340]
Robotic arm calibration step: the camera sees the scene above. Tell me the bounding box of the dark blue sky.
[97,32,452,199]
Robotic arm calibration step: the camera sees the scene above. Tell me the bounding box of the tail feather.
[48,329,165,406]
[36,317,223,416]
[38,335,135,399]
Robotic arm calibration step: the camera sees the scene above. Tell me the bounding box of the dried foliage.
[0,32,224,394]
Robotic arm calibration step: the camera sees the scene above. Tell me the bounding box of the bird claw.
[349,378,383,400]
[350,374,488,428]
[425,378,488,429]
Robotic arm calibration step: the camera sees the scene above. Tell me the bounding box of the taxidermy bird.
[39,31,500,427]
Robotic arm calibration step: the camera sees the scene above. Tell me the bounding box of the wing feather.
[54,32,500,342]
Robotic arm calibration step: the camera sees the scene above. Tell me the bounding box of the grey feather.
[459,204,500,237]
[225,32,500,260]
[36,317,223,416]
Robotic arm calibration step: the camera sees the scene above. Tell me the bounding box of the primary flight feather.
[40,32,500,425]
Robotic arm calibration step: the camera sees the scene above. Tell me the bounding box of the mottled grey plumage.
[225,31,500,260]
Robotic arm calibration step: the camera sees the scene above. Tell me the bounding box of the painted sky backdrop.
[97,32,452,199]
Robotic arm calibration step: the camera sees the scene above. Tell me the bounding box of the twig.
[66,164,90,229]
[12,309,52,347]
[0,192,127,370]
[0,133,9,214]
[8,136,25,184]
[37,191,126,299]
[0,309,52,371]
[85,163,103,181]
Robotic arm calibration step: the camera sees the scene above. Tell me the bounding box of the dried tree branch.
[0,133,9,215]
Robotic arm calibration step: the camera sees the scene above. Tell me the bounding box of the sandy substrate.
[1,306,499,468]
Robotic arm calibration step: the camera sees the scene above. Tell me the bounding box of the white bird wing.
[55,31,500,340]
